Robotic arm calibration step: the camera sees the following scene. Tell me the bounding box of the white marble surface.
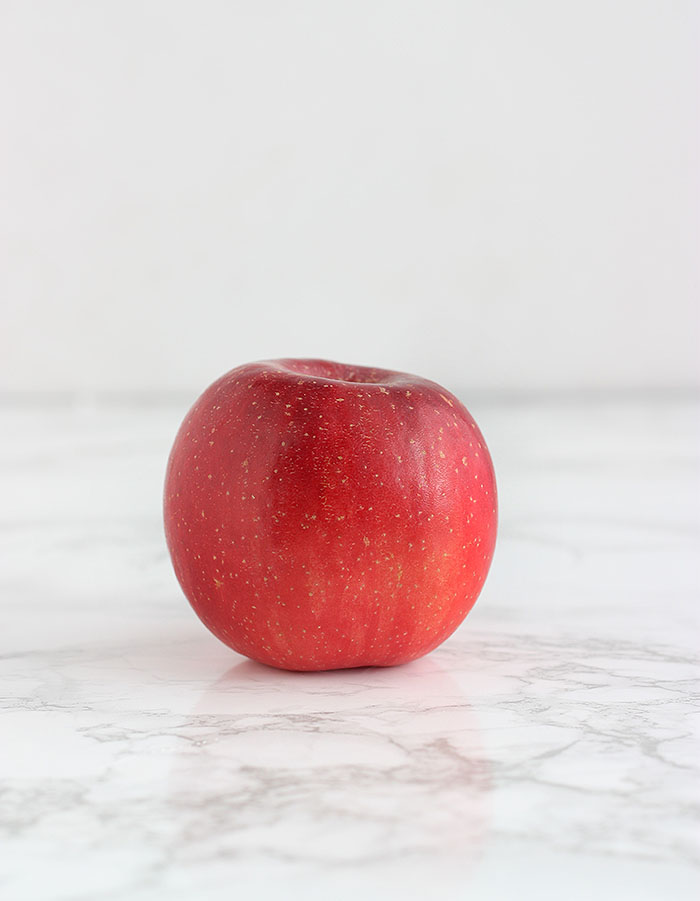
[1,395,698,900]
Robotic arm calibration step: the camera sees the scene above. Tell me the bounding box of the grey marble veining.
[0,397,698,900]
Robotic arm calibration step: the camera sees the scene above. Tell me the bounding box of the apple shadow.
[203,646,470,698]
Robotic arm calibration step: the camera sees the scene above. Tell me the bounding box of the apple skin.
[164,359,497,671]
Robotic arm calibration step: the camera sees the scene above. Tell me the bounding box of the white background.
[2,1,698,397]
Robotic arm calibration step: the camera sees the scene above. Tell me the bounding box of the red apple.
[164,359,497,671]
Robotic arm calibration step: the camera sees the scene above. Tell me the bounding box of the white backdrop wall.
[1,1,698,396]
